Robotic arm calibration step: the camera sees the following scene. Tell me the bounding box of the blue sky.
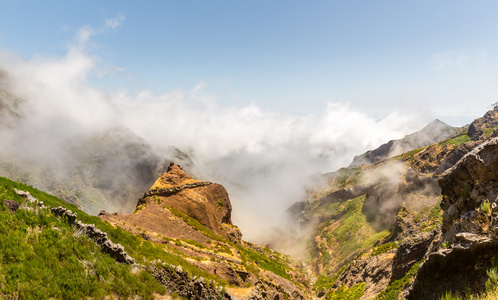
[1,1,498,125]
[4,1,498,236]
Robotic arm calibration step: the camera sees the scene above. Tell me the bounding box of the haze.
[0,1,497,241]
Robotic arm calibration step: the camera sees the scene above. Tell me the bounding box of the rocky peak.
[467,106,498,140]
[349,119,459,168]
[102,162,240,241]
[154,162,192,187]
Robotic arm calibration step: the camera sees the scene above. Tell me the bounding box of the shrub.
[481,200,491,214]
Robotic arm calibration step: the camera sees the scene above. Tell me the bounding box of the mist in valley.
[0,28,432,244]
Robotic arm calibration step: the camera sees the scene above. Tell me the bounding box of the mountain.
[289,105,498,299]
[100,162,311,299]
[349,119,461,168]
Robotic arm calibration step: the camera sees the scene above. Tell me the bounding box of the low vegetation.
[314,195,390,268]
[0,177,166,299]
[375,260,423,299]
[439,258,498,300]
[443,134,471,145]
[335,167,362,188]
[371,242,398,256]
[326,282,366,300]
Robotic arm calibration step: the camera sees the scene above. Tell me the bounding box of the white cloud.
[73,13,126,49]
[105,13,125,30]
[0,24,423,243]
[75,25,95,45]
[431,51,487,72]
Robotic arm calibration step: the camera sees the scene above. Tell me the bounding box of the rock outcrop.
[408,137,498,298]
[52,206,135,264]
[149,261,232,300]
[116,162,238,239]
[467,106,498,140]
[439,137,498,241]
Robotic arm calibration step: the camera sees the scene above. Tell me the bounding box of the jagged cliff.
[408,137,498,299]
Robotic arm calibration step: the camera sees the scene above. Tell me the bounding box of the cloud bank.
[0,30,425,243]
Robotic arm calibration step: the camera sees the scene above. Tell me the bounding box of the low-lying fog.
[0,27,430,244]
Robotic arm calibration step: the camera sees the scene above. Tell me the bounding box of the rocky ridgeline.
[51,206,135,264]
[145,181,213,197]
[149,260,232,300]
[137,180,213,207]
[15,188,41,205]
[467,106,498,140]
[349,119,459,168]
[408,137,498,299]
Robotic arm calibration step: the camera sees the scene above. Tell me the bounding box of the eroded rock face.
[102,163,240,242]
[439,137,498,241]
[409,142,479,175]
[135,163,236,238]
[408,241,498,300]
[467,107,498,140]
[408,137,498,298]
[333,252,395,299]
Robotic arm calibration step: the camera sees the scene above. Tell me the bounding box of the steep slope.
[408,137,498,299]
[296,158,443,299]
[349,119,460,168]
[101,163,312,299]
[0,177,168,299]
[293,107,498,299]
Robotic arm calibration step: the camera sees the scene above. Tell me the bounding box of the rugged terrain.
[0,165,312,299]
[100,162,312,299]
[4,65,498,299]
[289,105,498,299]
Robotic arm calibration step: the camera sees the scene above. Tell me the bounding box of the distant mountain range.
[349,119,461,168]
[4,68,498,298]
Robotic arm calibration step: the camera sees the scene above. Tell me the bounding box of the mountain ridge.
[349,119,461,168]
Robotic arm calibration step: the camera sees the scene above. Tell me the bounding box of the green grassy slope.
[0,177,168,299]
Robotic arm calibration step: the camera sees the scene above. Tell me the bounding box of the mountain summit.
[100,162,239,241]
[349,119,460,168]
